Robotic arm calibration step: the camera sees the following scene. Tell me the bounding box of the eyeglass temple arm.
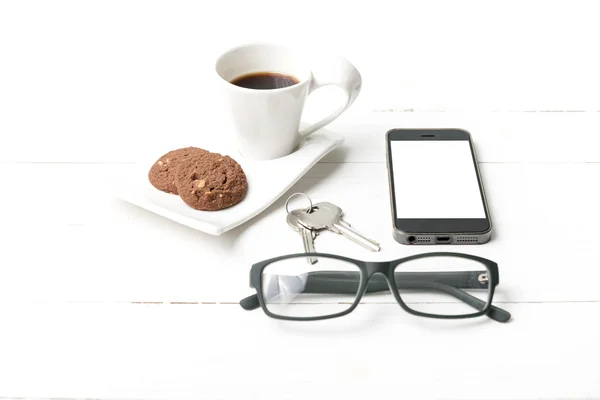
[308,271,489,291]
[239,294,261,310]
[239,271,510,322]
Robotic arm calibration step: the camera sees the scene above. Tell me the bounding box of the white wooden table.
[2,1,600,399]
[1,111,599,399]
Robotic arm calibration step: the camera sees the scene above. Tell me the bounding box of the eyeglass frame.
[239,252,511,323]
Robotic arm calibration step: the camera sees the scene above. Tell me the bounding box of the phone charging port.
[435,236,452,244]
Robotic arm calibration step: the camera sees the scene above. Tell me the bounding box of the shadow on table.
[267,303,498,337]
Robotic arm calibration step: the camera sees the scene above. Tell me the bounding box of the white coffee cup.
[215,43,362,160]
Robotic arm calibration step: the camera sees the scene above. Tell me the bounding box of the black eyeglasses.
[240,252,510,322]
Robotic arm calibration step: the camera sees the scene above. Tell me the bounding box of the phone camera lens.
[407,236,416,244]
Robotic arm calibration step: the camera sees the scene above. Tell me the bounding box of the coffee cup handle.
[298,55,362,139]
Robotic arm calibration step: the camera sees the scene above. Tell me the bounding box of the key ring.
[285,193,313,214]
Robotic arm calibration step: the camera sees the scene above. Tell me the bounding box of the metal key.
[287,209,318,264]
[296,202,380,252]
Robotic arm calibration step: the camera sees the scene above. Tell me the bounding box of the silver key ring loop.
[285,193,313,214]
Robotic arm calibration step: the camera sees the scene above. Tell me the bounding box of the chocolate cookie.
[148,147,207,194]
[175,152,248,211]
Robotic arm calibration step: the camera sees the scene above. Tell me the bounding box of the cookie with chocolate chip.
[175,152,248,211]
[148,147,208,194]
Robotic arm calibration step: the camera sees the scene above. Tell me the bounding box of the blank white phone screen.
[391,140,486,218]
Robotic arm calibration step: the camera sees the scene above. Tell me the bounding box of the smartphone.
[385,128,492,245]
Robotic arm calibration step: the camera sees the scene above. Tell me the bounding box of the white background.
[1,1,600,399]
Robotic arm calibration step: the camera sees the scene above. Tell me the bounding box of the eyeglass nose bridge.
[361,262,397,295]
[365,261,392,277]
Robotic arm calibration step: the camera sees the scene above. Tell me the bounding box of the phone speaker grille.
[456,236,478,243]
[416,237,431,243]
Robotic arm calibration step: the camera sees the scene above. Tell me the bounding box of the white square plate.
[111,132,343,235]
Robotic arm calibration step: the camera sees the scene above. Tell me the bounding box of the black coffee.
[230,72,299,90]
